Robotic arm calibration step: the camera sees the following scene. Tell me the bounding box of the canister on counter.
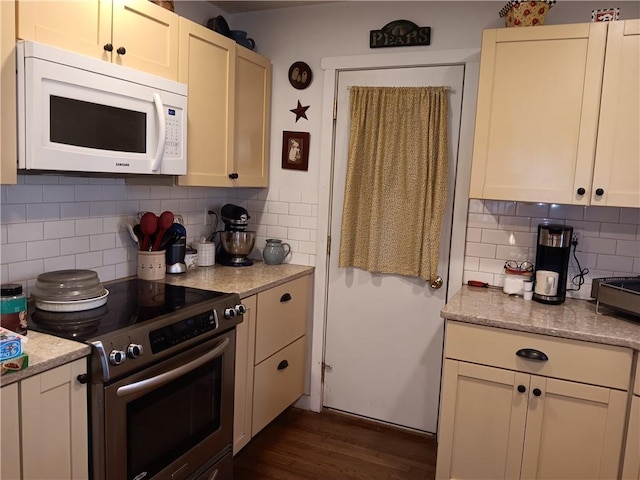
[0,284,27,335]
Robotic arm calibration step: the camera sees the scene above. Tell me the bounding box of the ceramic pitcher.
[263,239,291,265]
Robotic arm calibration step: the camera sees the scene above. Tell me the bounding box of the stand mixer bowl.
[219,231,256,263]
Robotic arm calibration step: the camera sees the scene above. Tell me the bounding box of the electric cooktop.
[29,278,229,342]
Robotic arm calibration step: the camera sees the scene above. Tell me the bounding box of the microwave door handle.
[151,93,166,172]
[115,337,230,398]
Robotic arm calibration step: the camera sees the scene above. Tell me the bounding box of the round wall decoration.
[288,61,313,89]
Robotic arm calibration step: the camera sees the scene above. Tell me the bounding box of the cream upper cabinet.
[176,18,236,187]
[436,321,632,480]
[177,16,271,188]
[0,0,17,185]
[591,19,640,208]
[469,22,632,206]
[232,47,271,187]
[17,0,179,80]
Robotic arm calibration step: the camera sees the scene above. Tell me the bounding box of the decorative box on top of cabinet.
[0,358,89,479]
[16,0,179,80]
[469,20,640,208]
[622,354,640,479]
[436,321,632,480]
[176,16,271,188]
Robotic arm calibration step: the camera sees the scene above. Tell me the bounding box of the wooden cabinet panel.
[592,19,640,208]
[177,18,235,187]
[445,321,632,390]
[470,23,606,204]
[234,294,256,455]
[1,383,21,480]
[252,336,306,436]
[21,359,89,480]
[232,47,271,187]
[17,0,178,80]
[0,0,17,185]
[255,275,311,364]
[521,376,627,479]
[623,394,640,480]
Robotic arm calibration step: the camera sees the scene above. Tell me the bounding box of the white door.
[323,65,465,433]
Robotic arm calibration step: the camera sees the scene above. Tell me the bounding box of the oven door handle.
[116,337,230,398]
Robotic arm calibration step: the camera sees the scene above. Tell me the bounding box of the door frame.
[306,49,480,414]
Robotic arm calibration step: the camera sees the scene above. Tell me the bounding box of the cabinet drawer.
[255,275,311,364]
[252,336,306,435]
[445,321,633,390]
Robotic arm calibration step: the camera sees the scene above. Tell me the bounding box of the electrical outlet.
[204,208,210,226]
[572,231,581,244]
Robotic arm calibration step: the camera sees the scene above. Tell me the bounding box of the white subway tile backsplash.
[127,185,150,200]
[467,213,498,229]
[267,202,289,215]
[300,216,317,230]
[90,201,117,217]
[27,240,60,260]
[515,202,549,218]
[482,200,517,216]
[278,215,300,228]
[26,203,60,222]
[60,236,90,256]
[7,223,43,243]
[0,226,7,245]
[266,226,288,239]
[495,245,530,262]
[290,203,313,217]
[464,256,479,271]
[616,240,640,257]
[76,251,103,269]
[497,216,531,232]
[75,185,103,201]
[2,243,26,263]
[620,208,640,225]
[549,204,584,221]
[600,222,637,241]
[596,254,635,273]
[478,258,506,274]
[103,185,129,201]
[6,185,43,204]
[465,242,496,258]
[466,227,482,243]
[567,220,600,238]
[76,218,103,236]
[61,202,91,219]
[1,204,27,224]
[43,185,75,203]
[103,247,129,265]
[90,234,116,251]
[8,259,44,283]
[60,176,89,185]
[584,205,619,223]
[480,229,511,245]
[44,255,76,273]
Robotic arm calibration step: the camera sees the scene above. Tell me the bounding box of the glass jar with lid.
[0,284,27,334]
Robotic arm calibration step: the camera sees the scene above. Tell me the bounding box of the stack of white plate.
[32,270,109,312]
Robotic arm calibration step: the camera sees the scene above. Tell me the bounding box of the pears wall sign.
[370,20,431,48]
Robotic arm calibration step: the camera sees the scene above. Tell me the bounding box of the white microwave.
[16,40,187,175]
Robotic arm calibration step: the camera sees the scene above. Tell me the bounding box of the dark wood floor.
[233,407,437,480]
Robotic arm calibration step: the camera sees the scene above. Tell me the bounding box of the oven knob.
[235,304,247,315]
[224,308,236,319]
[109,350,126,366]
[127,344,144,359]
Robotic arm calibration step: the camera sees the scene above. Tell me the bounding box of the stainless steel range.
[29,278,245,480]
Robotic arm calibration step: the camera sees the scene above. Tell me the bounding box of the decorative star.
[290,100,310,122]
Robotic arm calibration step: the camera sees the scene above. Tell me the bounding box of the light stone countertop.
[442,285,640,350]
[1,262,313,388]
[162,261,315,298]
[0,331,91,386]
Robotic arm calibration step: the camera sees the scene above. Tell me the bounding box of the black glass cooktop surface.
[29,279,228,342]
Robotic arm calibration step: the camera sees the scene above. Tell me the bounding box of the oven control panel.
[149,309,218,354]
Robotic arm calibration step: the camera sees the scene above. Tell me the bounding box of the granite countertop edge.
[441,286,640,351]
[2,263,314,387]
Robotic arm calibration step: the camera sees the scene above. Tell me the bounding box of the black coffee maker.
[216,204,256,267]
[533,223,573,305]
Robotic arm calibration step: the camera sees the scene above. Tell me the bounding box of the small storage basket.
[499,1,556,27]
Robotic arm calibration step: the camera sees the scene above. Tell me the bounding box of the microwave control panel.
[164,108,182,157]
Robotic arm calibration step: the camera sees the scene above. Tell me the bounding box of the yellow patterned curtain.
[338,86,449,282]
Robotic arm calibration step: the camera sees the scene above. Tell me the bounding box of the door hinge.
[321,362,332,383]
[333,99,338,120]
[326,235,331,255]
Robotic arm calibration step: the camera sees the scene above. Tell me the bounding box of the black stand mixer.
[216,204,256,267]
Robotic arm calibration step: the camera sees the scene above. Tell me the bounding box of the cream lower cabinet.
[469,20,639,208]
[177,16,271,188]
[436,321,632,480]
[0,358,89,480]
[1,383,21,479]
[233,274,311,455]
[622,355,640,480]
[16,0,179,80]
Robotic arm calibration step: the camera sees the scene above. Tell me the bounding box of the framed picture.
[282,131,310,171]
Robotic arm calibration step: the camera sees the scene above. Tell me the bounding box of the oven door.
[102,330,235,480]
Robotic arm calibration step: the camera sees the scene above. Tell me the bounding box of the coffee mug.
[535,270,559,296]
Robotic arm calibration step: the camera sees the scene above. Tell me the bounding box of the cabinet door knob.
[516,348,549,362]
[103,43,113,52]
[277,360,289,371]
[595,188,604,196]
[280,293,292,303]
[77,373,89,384]
[517,385,526,393]
[116,46,126,55]
[576,187,586,195]
[228,173,239,180]
[532,388,542,397]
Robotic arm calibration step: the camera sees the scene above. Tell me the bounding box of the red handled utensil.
[140,212,158,251]
[152,211,174,251]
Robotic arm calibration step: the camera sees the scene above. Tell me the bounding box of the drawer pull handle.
[517,385,526,393]
[532,388,542,397]
[277,360,289,371]
[280,293,292,303]
[516,348,548,362]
